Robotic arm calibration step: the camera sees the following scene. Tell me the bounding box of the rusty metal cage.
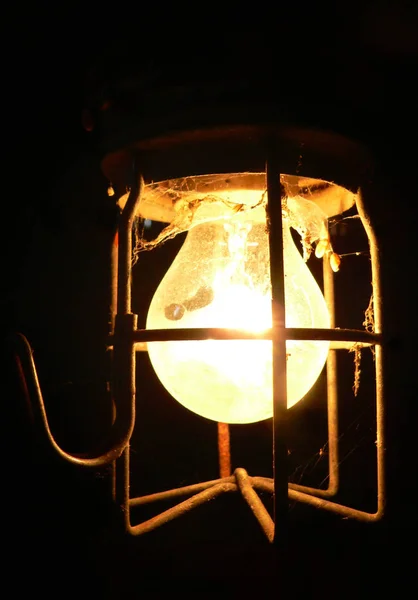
[12,126,385,545]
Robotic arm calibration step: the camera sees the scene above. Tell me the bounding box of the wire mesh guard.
[110,164,385,543]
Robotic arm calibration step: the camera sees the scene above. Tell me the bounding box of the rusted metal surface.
[218,422,231,478]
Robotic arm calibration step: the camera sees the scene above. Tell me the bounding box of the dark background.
[3,3,418,597]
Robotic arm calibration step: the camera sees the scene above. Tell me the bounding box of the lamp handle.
[9,332,134,467]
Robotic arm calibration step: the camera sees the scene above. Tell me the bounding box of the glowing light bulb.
[146,193,330,424]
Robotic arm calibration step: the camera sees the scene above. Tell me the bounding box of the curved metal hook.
[10,332,134,467]
[8,157,144,467]
[8,158,144,468]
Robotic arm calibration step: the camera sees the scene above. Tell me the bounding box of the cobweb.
[130,185,342,271]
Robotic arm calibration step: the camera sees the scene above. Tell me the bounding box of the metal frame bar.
[284,252,339,500]
[112,327,381,345]
[265,156,288,544]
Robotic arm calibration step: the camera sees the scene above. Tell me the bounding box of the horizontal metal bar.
[288,488,383,522]
[129,476,236,506]
[235,468,274,543]
[128,482,237,536]
[130,340,376,355]
[107,327,383,346]
[130,339,374,353]
[250,477,382,522]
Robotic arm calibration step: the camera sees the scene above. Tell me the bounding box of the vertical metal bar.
[110,231,119,331]
[111,450,117,503]
[374,327,385,517]
[110,231,118,502]
[112,312,137,510]
[266,158,288,546]
[323,256,339,495]
[117,162,144,316]
[356,191,386,518]
[113,159,143,519]
[115,444,132,532]
[217,422,231,477]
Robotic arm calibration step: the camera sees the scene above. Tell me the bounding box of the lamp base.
[127,468,274,542]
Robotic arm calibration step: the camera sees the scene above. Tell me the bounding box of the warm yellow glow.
[146,193,330,424]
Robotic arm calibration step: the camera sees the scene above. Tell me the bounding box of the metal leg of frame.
[235,468,274,542]
[356,191,386,519]
[129,476,237,507]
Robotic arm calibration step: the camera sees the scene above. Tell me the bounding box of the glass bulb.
[146,193,330,424]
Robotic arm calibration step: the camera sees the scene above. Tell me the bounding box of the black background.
[3,3,418,597]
